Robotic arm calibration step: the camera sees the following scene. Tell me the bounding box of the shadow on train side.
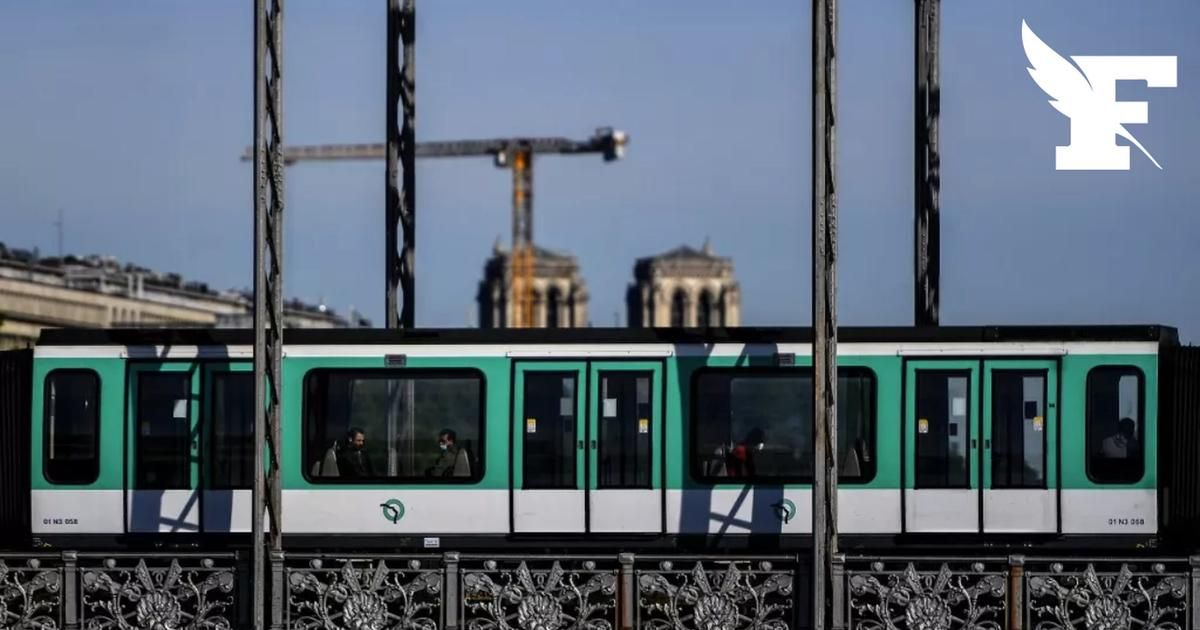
[676,341,790,548]
[126,340,237,535]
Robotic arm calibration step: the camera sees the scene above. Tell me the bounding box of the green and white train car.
[4,325,1199,552]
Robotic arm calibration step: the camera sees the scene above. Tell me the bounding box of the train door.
[127,363,201,533]
[512,360,664,533]
[201,363,254,533]
[904,360,980,533]
[513,362,588,533]
[981,360,1058,533]
[586,362,662,533]
[904,359,1059,534]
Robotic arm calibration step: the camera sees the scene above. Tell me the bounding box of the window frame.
[206,370,255,491]
[988,369,1049,491]
[134,369,195,491]
[1084,365,1146,486]
[300,367,487,485]
[688,365,878,486]
[594,369,654,491]
[42,368,102,486]
[520,369,580,491]
[912,369,974,491]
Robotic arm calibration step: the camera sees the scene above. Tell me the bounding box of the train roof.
[35,324,1179,347]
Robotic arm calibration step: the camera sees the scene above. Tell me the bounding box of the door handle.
[590,439,597,450]
[971,439,977,448]
[984,439,991,449]
[577,440,584,450]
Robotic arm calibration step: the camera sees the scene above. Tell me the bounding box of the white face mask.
[756,442,765,451]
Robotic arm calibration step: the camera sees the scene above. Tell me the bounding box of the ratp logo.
[380,499,405,524]
[1021,20,1176,171]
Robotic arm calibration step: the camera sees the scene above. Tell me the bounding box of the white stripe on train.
[30,489,1155,536]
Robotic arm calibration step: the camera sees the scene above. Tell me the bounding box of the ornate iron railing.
[635,555,798,630]
[844,556,1010,630]
[284,553,443,630]
[1024,558,1191,630]
[0,552,238,630]
[0,554,62,629]
[2,550,1198,629]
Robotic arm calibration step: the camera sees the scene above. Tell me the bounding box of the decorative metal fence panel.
[1024,559,1191,630]
[844,554,1012,628]
[78,554,237,630]
[0,554,62,629]
[0,552,237,630]
[635,556,798,630]
[459,556,619,630]
[2,550,1198,629]
[284,554,443,630]
[844,557,1010,630]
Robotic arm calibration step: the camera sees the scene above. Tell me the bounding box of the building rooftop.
[0,241,366,327]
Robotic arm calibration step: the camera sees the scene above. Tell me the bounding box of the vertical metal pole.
[254,0,285,627]
[1008,555,1025,630]
[387,0,416,329]
[443,552,461,630]
[619,552,636,630]
[62,551,78,630]
[270,550,286,630]
[812,0,838,629]
[915,0,940,326]
[1189,555,1200,630]
[252,2,266,627]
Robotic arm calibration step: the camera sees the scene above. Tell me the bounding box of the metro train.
[0,324,1197,553]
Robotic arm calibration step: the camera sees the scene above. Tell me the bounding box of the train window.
[597,372,652,489]
[1086,366,1144,484]
[914,371,971,489]
[691,368,875,483]
[991,371,1046,489]
[303,370,484,483]
[210,372,254,489]
[135,372,192,490]
[522,372,578,489]
[44,370,100,485]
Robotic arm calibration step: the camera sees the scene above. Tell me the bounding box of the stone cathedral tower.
[625,240,741,328]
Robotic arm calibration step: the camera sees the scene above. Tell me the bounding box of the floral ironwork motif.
[847,562,1005,630]
[0,558,62,629]
[80,557,234,630]
[1027,562,1188,630]
[287,558,442,630]
[461,560,617,630]
[637,560,794,630]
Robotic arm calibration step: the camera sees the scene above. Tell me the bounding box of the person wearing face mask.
[727,427,766,478]
[426,428,472,477]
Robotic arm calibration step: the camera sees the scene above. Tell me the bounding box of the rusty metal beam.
[252,0,284,627]
[387,0,415,328]
[812,0,839,628]
[915,0,940,326]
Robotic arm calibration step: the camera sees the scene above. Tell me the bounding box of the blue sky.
[2,2,1197,341]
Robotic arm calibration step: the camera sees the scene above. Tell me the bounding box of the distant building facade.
[626,241,741,328]
[477,241,589,328]
[0,243,359,350]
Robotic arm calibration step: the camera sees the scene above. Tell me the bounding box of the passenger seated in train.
[1094,417,1142,482]
[425,428,471,477]
[726,428,766,478]
[336,427,376,478]
[1101,417,1139,459]
[311,427,377,479]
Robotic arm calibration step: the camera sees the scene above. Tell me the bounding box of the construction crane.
[242,127,628,328]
